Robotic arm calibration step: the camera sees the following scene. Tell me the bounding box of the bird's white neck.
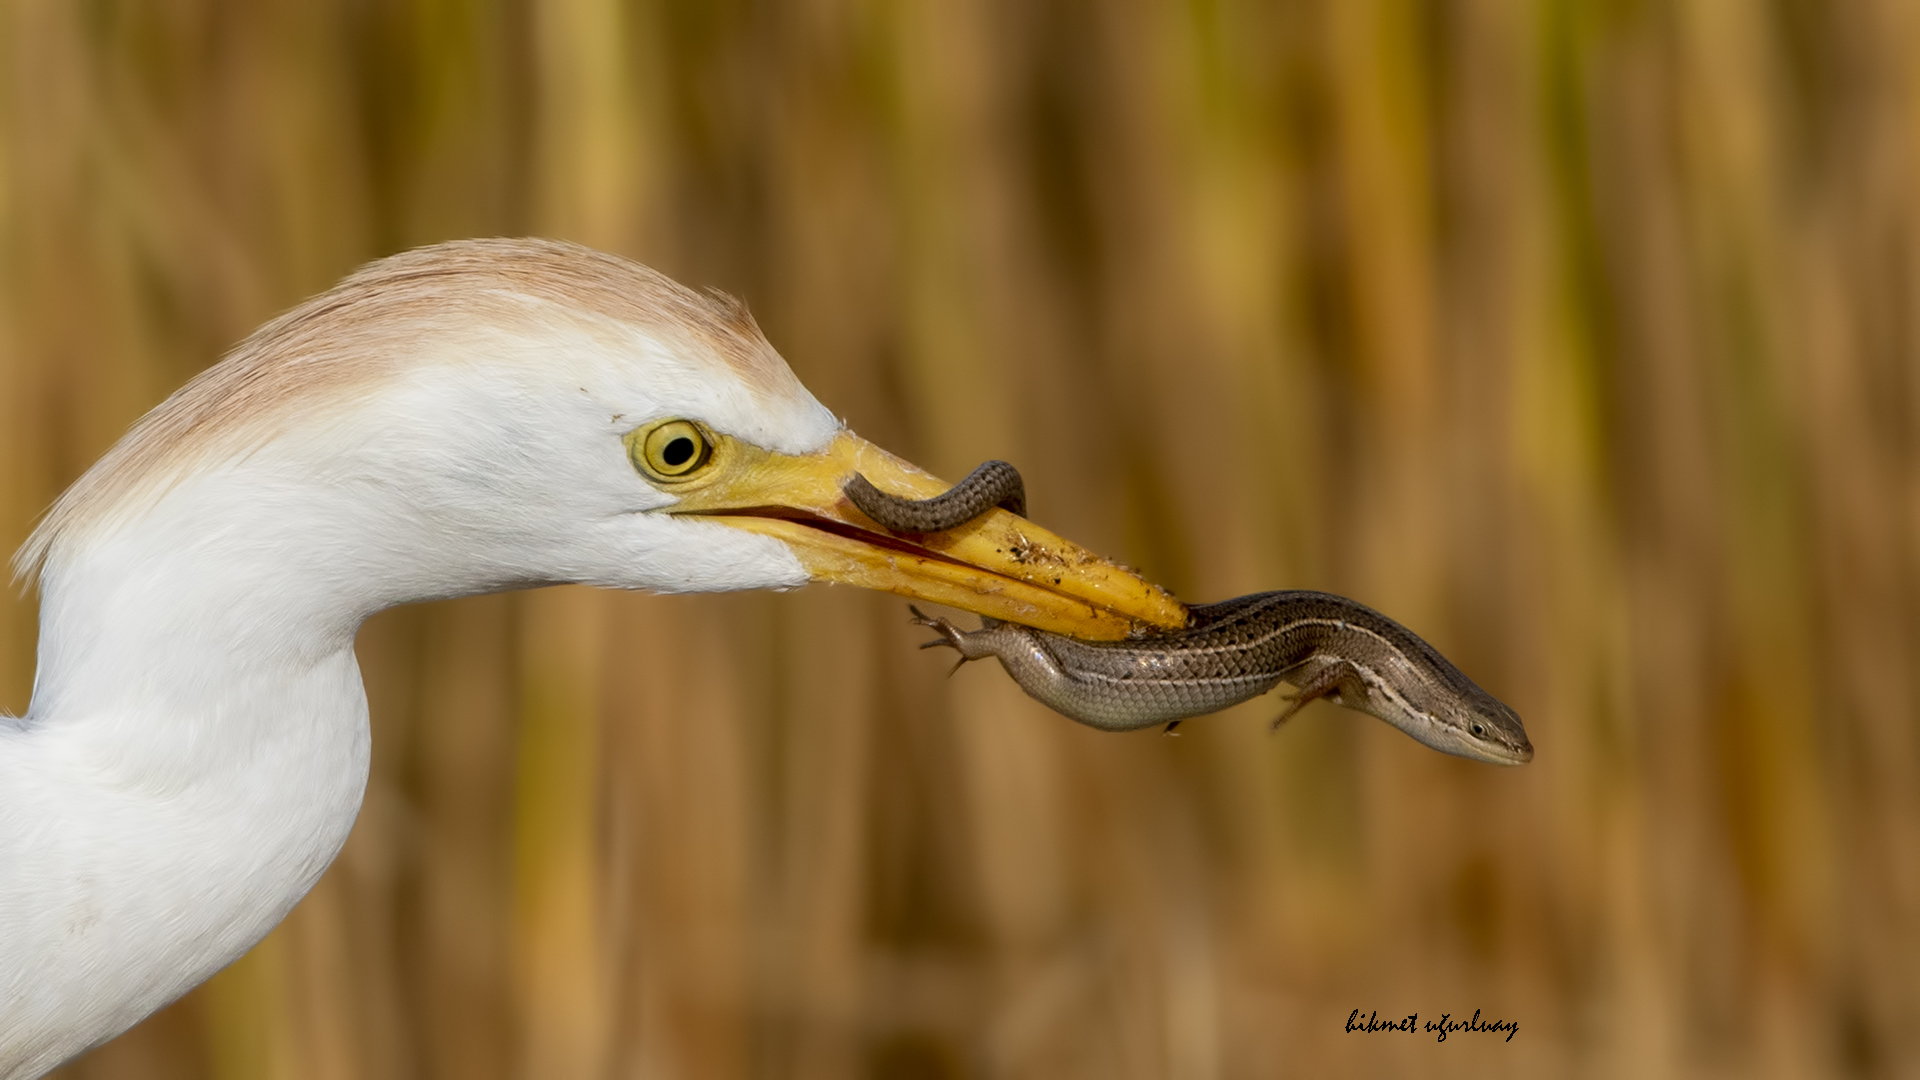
[0,268,843,1077]
[0,464,419,1077]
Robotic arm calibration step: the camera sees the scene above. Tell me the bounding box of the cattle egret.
[0,239,1184,1077]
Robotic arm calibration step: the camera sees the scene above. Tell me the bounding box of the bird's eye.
[633,420,712,480]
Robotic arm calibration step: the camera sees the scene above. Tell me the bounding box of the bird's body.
[0,239,1181,1076]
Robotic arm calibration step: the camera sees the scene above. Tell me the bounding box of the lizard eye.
[1470,723,1485,737]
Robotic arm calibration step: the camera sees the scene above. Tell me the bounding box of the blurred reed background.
[4,0,1917,1077]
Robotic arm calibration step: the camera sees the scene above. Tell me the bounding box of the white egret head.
[0,239,1185,1079]
[18,238,1182,640]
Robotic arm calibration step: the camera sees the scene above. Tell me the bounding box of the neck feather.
[0,462,413,1077]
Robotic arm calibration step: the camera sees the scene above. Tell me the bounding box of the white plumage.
[0,239,1174,1077]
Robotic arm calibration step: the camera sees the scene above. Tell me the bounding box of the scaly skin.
[912,591,1533,765]
[845,460,1026,531]
[856,463,1532,765]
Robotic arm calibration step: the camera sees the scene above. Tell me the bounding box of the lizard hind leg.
[907,606,986,675]
[909,605,964,649]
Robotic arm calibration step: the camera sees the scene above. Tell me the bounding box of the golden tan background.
[5,0,1917,1077]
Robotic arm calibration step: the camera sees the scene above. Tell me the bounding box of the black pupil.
[1471,724,1484,736]
[663,436,696,467]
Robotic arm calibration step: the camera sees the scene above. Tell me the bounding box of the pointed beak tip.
[669,432,1187,639]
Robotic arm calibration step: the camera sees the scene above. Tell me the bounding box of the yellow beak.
[653,429,1188,640]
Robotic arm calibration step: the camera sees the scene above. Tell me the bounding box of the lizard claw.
[1269,694,1311,733]
[908,605,978,667]
[1270,660,1361,732]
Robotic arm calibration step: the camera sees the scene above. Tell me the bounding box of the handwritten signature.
[1345,1008,1518,1043]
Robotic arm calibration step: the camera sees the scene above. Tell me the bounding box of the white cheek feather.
[0,238,838,1078]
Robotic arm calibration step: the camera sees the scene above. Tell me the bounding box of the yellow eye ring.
[630,420,712,480]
